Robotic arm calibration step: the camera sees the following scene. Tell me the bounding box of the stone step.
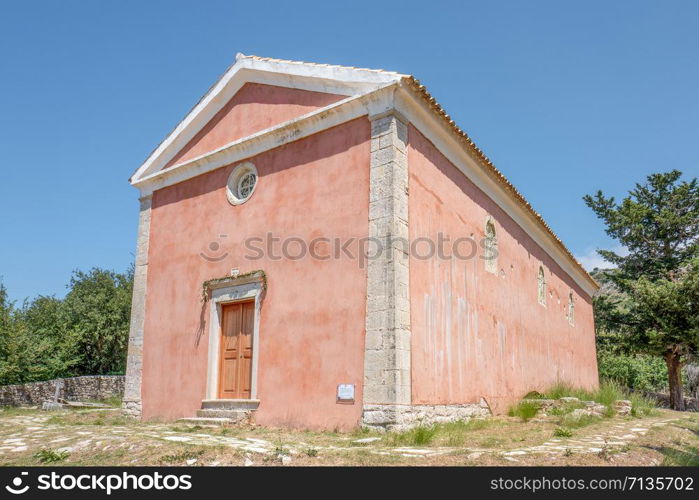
[201,399,260,411]
[196,408,250,420]
[176,417,236,426]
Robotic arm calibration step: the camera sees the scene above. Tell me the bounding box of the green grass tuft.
[159,448,204,464]
[381,418,499,448]
[274,443,291,456]
[553,427,573,437]
[507,401,539,422]
[629,393,657,417]
[384,425,437,446]
[169,425,203,433]
[438,419,491,446]
[34,448,70,464]
[659,446,699,467]
[594,380,627,408]
[101,395,123,408]
[542,381,578,400]
[350,426,375,438]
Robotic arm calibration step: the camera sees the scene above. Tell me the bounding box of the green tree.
[19,295,77,380]
[0,281,19,384]
[0,282,10,341]
[0,284,55,383]
[61,267,133,375]
[624,262,699,409]
[592,270,668,393]
[584,170,699,410]
[0,266,133,385]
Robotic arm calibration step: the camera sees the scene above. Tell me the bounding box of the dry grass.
[0,407,694,467]
[46,410,131,427]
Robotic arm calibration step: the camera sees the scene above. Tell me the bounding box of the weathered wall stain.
[142,117,371,429]
[409,125,598,413]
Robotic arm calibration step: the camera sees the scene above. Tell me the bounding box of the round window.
[226,162,258,205]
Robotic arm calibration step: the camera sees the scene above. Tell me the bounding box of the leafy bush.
[0,267,133,385]
[596,342,667,393]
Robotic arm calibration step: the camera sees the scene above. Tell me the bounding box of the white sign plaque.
[337,384,355,402]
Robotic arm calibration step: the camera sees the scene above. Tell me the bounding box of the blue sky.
[1,0,697,301]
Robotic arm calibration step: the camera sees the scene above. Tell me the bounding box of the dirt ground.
[0,406,696,466]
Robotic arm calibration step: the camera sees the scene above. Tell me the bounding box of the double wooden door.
[218,301,254,399]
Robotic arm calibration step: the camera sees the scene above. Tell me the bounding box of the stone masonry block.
[364,113,411,408]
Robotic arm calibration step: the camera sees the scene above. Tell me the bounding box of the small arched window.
[568,292,575,325]
[537,266,546,305]
[484,219,498,274]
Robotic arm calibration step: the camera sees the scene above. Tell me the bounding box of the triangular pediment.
[131,54,405,183]
[163,82,348,169]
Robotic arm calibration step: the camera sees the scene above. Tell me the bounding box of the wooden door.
[218,301,254,399]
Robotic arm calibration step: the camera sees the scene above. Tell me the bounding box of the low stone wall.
[524,397,628,417]
[0,376,124,406]
[642,391,699,411]
[362,401,491,431]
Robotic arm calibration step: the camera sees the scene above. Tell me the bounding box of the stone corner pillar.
[362,112,411,427]
[123,194,152,418]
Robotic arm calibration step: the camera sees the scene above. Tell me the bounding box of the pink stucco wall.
[408,126,598,414]
[164,83,346,168]
[142,118,370,430]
